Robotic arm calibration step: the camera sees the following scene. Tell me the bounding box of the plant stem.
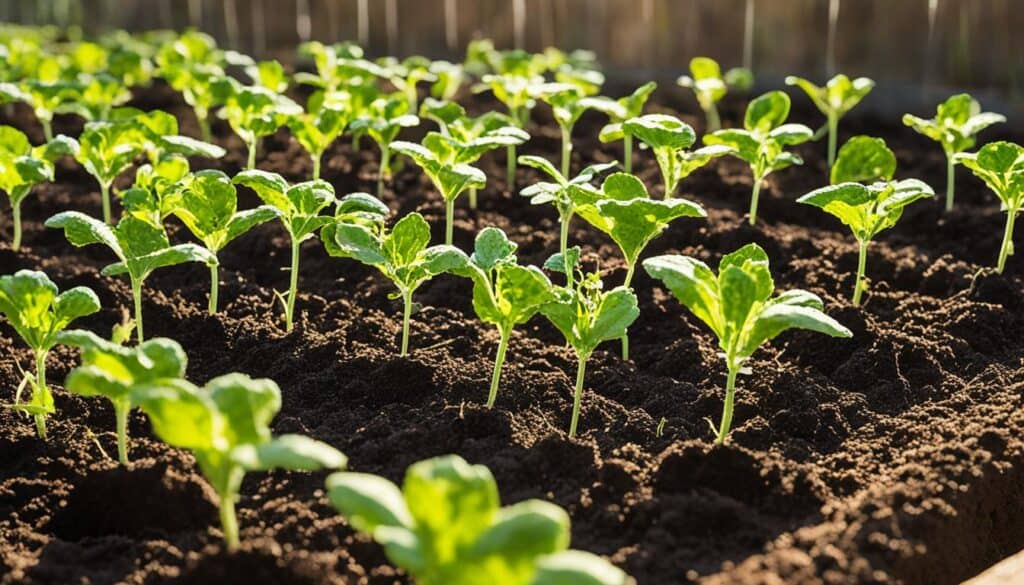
[486,328,511,408]
[312,153,322,180]
[34,350,47,440]
[445,198,455,245]
[852,239,868,306]
[559,212,573,287]
[208,262,220,315]
[568,354,587,438]
[378,145,390,199]
[100,182,112,225]
[115,398,129,464]
[624,134,633,174]
[285,239,300,331]
[246,139,257,170]
[945,153,955,212]
[468,186,478,210]
[715,361,740,444]
[197,109,212,142]
[219,494,240,551]
[506,144,516,189]
[560,124,571,178]
[705,103,721,133]
[997,209,1017,274]
[827,113,838,171]
[748,178,762,225]
[12,199,22,250]
[131,278,144,342]
[620,261,636,360]
[41,118,53,142]
[400,289,413,356]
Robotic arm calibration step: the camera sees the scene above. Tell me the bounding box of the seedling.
[677,57,754,132]
[590,81,657,173]
[644,243,852,444]
[572,173,705,359]
[786,74,875,171]
[174,170,280,314]
[155,31,235,141]
[518,156,615,283]
[294,40,367,91]
[289,91,352,179]
[60,330,184,464]
[797,136,935,303]
[220,83,302,170]
[0,126,77,249]
[126,107,227,164]
[348,94,420,197]
[45,212,216,341]
[903,94,1006,211]
[233,170,335,331]
[379,56,437,112]
[121,156,190,226]
[429,60,465,101]
[623,114,734,198]
[244,59,290,94]
[391,137,486,245]
[74,119,146,224]
[0,270,100,439]
[541,254,639,437]
[446,228,555,406]
[322,197,466,356]
[60,74,132,122]
[705,91,813,224]
[0,75,80,141]
[133,373,347,550]
[535,82,603,177]
[326,454,633,585]
[955,141,1024,273]
[479,73,541,187]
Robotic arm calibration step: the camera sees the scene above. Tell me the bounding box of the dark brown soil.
[1,81,1022,585]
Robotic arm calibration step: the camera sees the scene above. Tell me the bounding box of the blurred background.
[3,0,1023,119]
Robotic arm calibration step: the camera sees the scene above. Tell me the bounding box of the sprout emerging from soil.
[349,94,420,198]
[478,73,541,188]
[797,136,935,304]
[326,454,634,585]
[955,141,1024,274]
[0,270,100,439]
[133,372,347,551]
[677,57,754,133]
[219,82,301,170]
[0,126,77,250]
[590,81,657,173]
[903,94,1006,212]
[786,74,875,171]
[705,91,813,225]
[644,243,852,444]
[74,119,145,224]
[535,72,605,177]
[288,91,352,180]
[623,114,734,198]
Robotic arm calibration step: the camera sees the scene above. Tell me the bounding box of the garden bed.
[1,83,1023,585]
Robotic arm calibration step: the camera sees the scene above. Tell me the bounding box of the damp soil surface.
[1,83,1023,585]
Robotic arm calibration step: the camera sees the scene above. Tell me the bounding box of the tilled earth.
[0,83,1022,585]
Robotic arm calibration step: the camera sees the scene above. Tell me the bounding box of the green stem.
[620,261,636,360]
[560,124,571,178]
[219,493,240,551]
[568,354,587,438]
[246,139,257,170]
[400,289,413,356]
[624,134,633,174]
[12,199,22,251]
[41,118,53,142]
[705,103,721,133]
[945,153,955,212]
[312,153,322,181]
[378,145,390,199]
[115,398,129,465]
[852,239,868,306]
[486,328,511,408]
[827,113,838,171]
[197,109,212,142]
[715,361,740,444]
[749,177,762,225]
[506,144,516,189]
[445,198,455,245]
[559,212,573,287]
[100,182,112,225]
[285,239,300,331]
[468,186,478,210]
[209,262,220,315]
[34,350,47,440]
[131,278,144,342]
[996,209,1017,274]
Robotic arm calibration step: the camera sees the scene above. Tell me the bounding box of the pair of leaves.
[220,83,303,143]
[326,454,632,585]
[798,137,935,242]
[519,155,615,218]
[122,107,226,163]
[786,74,875,122]
[61,330,186,403]
[233,170,336,242]
[955,141,1024,211]
[903,94,1006,155]
[121,156,191,225]
[593,82,657,143]
[391,138,487,202]
[677,57,753,108]
[623,114,734,195]
[704,91,813,179]
[643,243,851,364]
[0,269,100,353]
[75,119,145,188]
[0,126,77,206]
[349,94,420,148]
[289,90,353,159]
[175,170,280,254]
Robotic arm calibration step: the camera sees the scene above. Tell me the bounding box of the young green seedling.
[676,57,754,132]
[429,60,465,101]
[518,156,615,283]
[955,141,1024,273]
[288,91,352,180]
[573,173,706,359]
[74,119,146,224]
[120,156,191,226]
[294,40,367,91]
[624,114,734,198]
[45,212,216,341]
[797,136,935,304]
[705,91,813,224]
[0,270,100,439]
[390,136,486,245]
[126,107,227,165]
[447,228,555,406]
[220,83,302,170]
[326,454,633,585]
[903,94,1006,211]
[644,243,852,444]
[786,74,875,171]
[379,56,437,112]
[590,81,657,173]
[0,75,80,141]
[322,197,466,356]
[155,31,235,141]
[133,373,347,550]
[0,126,77,249]
[232,170,335,331]
[59,74,132,122]
[479,73,541,187]
[59,330,184,464]
[244,59,290,94]
[535,82,604,177]
[349,94,420,198]
[174,170,280,314]
[541,254,639,437]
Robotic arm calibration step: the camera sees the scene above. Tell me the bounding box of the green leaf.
[519,154,565,185]
[63,336,188,401]
[326,472,415,532]
[207,373,281,448]
[531,551,633,585]
[384,212,432,267]
[642,255,723,338]
[469,499,570,564]
[623,114,696,150]
[45,211,123,258]
[830,136,896,183]
[132,379,218,451]
[234,434,348,471]
[741,295,852,356]
[0,270,99,351]
[744,91,790,133]
[471,226,518,271]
